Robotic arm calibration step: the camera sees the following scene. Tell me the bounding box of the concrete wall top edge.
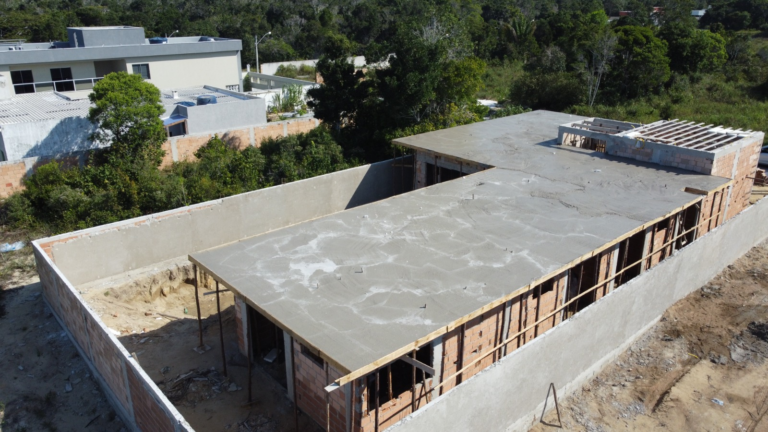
[36,158,391,261]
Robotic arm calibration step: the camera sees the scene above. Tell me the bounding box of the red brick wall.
[725,140,761,219]
[33,244,191,431]
[127,364,175,432]
[359,380,431,432]
[293,340,347,431]
[645,217,676,269]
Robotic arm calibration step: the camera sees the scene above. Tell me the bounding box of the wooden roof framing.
[630,120,748,152]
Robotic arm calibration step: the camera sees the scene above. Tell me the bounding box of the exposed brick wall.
[359,380,431,432]
[293,339,347,431]
[645,217,676,269]
[34,244,191,431]
[127,364,175,432]
[697,189,726,238]
[725,140,761,219]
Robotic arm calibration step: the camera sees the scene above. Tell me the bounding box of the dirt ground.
[80,271,321,432]
[0,277,126,432]
[531,240,768,432]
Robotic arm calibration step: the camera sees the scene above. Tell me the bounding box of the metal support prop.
[193,264,203,348]
[411,349,416,411]
[375,369,380,432]
[216,281,227,377]
[457,324,465,386]
[247,307,253,403]
[291,338,299,432]
[540,382,562,427]
[326,362,331,431]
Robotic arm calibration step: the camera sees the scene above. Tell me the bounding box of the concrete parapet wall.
[387,196,768,432]
[39,156,412,286]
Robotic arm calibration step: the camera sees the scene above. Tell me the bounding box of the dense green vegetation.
[3,73,355,233]
[2,0,768,234]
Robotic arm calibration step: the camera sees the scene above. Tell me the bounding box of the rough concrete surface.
[191,111,729,374]
[386,194,768,432]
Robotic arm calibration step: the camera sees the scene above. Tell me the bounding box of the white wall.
[1,116,102,161]
[125,51,240,91]
[260,56,366,75]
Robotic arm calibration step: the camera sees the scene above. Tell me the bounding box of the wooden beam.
[398,354,436,376]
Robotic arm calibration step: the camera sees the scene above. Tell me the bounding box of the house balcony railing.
[14,77,103,95]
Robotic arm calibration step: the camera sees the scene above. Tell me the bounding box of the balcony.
[14,77,103,95]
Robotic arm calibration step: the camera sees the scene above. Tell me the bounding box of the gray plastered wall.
[387,196,768,432]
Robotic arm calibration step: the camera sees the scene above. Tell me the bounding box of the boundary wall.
[0,117,318,198]
[387,195,768,432]
[32,157,413,431]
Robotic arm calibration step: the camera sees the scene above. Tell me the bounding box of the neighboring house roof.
[0,92,91,125]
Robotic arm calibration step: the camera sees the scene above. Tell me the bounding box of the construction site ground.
[1,193,768,432]
[79,273,320,432]
[532,239,768,432]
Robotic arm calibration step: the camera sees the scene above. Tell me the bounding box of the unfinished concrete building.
[33,111,768,432]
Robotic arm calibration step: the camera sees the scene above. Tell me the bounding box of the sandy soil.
[81,271,321,432]
[531,241,768,432]
[0,278,125,432]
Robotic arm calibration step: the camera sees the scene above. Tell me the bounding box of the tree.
[584,31,618,107]
[660,23,727,74]
[608,26,671,98]
[306,34,366,131]
[88,72,166,174]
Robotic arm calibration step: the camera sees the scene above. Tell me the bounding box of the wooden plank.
[641,121,697,140]
[701,135,742,151]
[398,354,435,376]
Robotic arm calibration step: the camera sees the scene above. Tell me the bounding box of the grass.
[476,60,524,101]
[570,75,768,143]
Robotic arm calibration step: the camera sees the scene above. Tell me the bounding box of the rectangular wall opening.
[677,205,699,249]
[566,255,598,316]
[367,344,431,412]
[248,306,287,389]
[615,230,645,287]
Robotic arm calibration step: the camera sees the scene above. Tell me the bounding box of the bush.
[509,71,584,111]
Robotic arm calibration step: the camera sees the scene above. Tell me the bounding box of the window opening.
[50,68,74,92]
[11,70,34,94]
[132,64,151,79]
[367,344,431,412]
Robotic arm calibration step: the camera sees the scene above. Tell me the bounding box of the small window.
[50,68,74,92]
[11,70,34,94]
[132,64,151,80]
[300,344,324,367]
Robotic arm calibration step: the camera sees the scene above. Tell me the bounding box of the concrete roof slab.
[191,111,730,373]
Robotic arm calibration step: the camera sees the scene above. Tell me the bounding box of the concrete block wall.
[33,242,192,432]
[160,117,319,168]
[0,151,87,198]
[42,158,407,286]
